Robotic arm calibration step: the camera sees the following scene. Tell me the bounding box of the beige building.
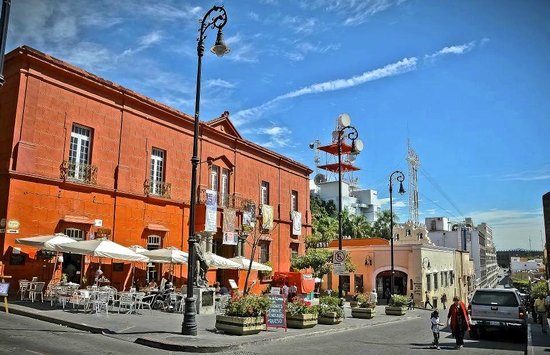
[324,227,475,307]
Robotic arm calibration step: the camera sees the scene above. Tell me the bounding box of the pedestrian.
[385,288,391,304]
[430,310,444,350]
[282,282,289,299]
[289,283,298,301]
[534,295,547,333]
[408,292,415,310]
[447,296,469,349]
[370,288,378,305]
[424,291,433,309]
[441,293,447,310]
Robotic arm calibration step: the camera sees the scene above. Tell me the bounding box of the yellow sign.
[7,220,19,230]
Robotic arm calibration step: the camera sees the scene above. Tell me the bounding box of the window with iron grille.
[65,228,84,240]
[260,181,270,205]
[290,244,299,261]
[426,274,432,291]
[259,241,270,263]
[220,168,230,206]
[68,124,92,180]
[291,190,298,212]
[434,272,439,290]
[150,148,165,195]
[147,235,161,250]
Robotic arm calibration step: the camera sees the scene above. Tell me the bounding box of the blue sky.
[6,0,550,250]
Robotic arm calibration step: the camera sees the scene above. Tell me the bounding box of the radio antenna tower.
[407,140,420,225]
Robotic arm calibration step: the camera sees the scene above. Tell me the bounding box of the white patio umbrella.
[16,233,76,251]
[140,246,188,264]
[140,247,188,284]
[58,238,148,262]
[128,245,149,289]
[16,233,78,280]
[205,252,241,269]
[229,256,272,271]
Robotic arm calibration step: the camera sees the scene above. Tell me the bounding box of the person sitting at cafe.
[219,284,229,296]
[94,268,103,282]
[160,272,170,290]
[147,280,158,289]
[213,282,221,294]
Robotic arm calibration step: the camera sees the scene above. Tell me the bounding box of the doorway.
[376,270,408,301]
[62,253,82,284]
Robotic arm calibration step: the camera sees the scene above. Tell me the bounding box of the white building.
[314,180,381,223]
[426,217,498,289]
[510,257,544,273]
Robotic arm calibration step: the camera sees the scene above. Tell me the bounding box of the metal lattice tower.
[407,141,420,225]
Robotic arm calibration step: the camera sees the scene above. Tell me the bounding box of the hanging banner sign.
[291,211,302,236]
[205,189,218,232]
[223,232,238,245]
[223,208,237,233]
[261,205,274,231]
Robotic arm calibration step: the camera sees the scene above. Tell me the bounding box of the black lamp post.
[0,0,11,87]
[388,170,405,297]
[182,5,229,336]
[336,114,363,300]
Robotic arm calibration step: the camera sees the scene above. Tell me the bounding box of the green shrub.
[287,299,318,316]
[225,295,272,317]
[531,281,548,299]
[318,295,344,318]
[320,295,341,306]
[354,293,375,308]
[389,294,410,307]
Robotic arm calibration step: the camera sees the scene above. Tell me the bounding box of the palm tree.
[372,210,399,240]
[349,215,372,239]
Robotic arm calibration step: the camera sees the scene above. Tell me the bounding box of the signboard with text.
[265,295,286,331]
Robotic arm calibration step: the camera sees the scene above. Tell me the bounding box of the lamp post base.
[182,296,198,336]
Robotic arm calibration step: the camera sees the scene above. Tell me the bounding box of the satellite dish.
[314,173,327,185]
[353,138,364,153]
[338,113,351,128]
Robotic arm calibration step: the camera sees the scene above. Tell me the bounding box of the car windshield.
[471,291,519,307]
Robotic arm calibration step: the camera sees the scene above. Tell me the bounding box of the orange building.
[0,46,312,292]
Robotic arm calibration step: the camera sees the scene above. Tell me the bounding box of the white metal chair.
[29,282,45,303]
[70,290,92,311]
[116,292,135,314]
[92,291,110,315]
[17,280,30,301]
[134,292,153,314]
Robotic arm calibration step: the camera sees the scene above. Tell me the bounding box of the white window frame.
[65,228,85,241]
[147,235,161,250]
[210,165,219,191]
[150,148,165,195]
[261,181,270,205]
[68,124,92,180]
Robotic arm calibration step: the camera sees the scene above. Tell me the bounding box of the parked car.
[468,288,526,338]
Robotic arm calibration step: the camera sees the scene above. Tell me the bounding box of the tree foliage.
[291,248,333,279]
[371,210,399,240]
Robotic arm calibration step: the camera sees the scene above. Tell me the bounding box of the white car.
[468,288,526,338]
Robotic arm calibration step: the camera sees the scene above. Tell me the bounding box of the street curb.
[2,305,114,335]
[134,315,422,353]
[527,323,534,355]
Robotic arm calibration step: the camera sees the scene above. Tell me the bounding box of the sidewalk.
[4,299,421,352]
[528,319,550,355]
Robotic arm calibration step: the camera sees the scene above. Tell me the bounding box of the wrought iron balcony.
[60,160,98,185]
[197,185,253,210]
[144,179,172,199]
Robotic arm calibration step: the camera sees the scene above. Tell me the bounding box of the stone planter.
[385,306,408,316]
[351,307,376,319]
[318,311,343,325]
[286,313,318,329]
[215,315,266,335]
[350,301,359,308]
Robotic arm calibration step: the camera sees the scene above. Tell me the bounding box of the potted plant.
[215,295,272,335]
[351,294,376,319]
[317,295,344,325]
[286,298,319,329]
[385,294,409,316]
[259,261,273,282]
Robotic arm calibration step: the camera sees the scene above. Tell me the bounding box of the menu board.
[265,295,286,330]
[0,282,9,297]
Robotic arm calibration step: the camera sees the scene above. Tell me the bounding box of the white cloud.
[119,30,163,58]
[500,167,550,182]
[378,197,407,209]
[205,79,237,89]
[282,16,317,35]
[424,41,476,61]
[468,208,542,227]
[248,11,260,21]
[241,125,294,148]
[58,41,114,72]
[307,0,408,26]
[285,42,341,62]
[225,34,259,63]
[232,56,417,126]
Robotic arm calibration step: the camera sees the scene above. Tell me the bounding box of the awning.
[259,235,272,241]
[318,142,353,155]
[318,163,360,173]
[62,215,94,224]
[146,223,169,232]
[290,239,301,244]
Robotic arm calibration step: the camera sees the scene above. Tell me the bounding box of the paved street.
[0,312,168,355]
[234,317,525,355]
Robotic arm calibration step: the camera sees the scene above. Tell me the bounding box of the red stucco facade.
[0,46,312,293]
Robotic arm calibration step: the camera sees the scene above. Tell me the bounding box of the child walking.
[431,310,444,350]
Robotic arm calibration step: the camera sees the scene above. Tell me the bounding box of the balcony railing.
[197,185,253,210]
[60,160,98,185]
[144,179,172,199]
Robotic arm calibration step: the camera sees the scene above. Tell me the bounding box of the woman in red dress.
[447,296,470,349]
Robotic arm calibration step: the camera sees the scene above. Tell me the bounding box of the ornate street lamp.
[388,170,405,296]
[336,114,363,300]
[182,5,229,336]
[0,0,11,87]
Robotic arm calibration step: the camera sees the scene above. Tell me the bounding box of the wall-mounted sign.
[7,220,20,229]
[94,219,103,227]
[96,228,111,239]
